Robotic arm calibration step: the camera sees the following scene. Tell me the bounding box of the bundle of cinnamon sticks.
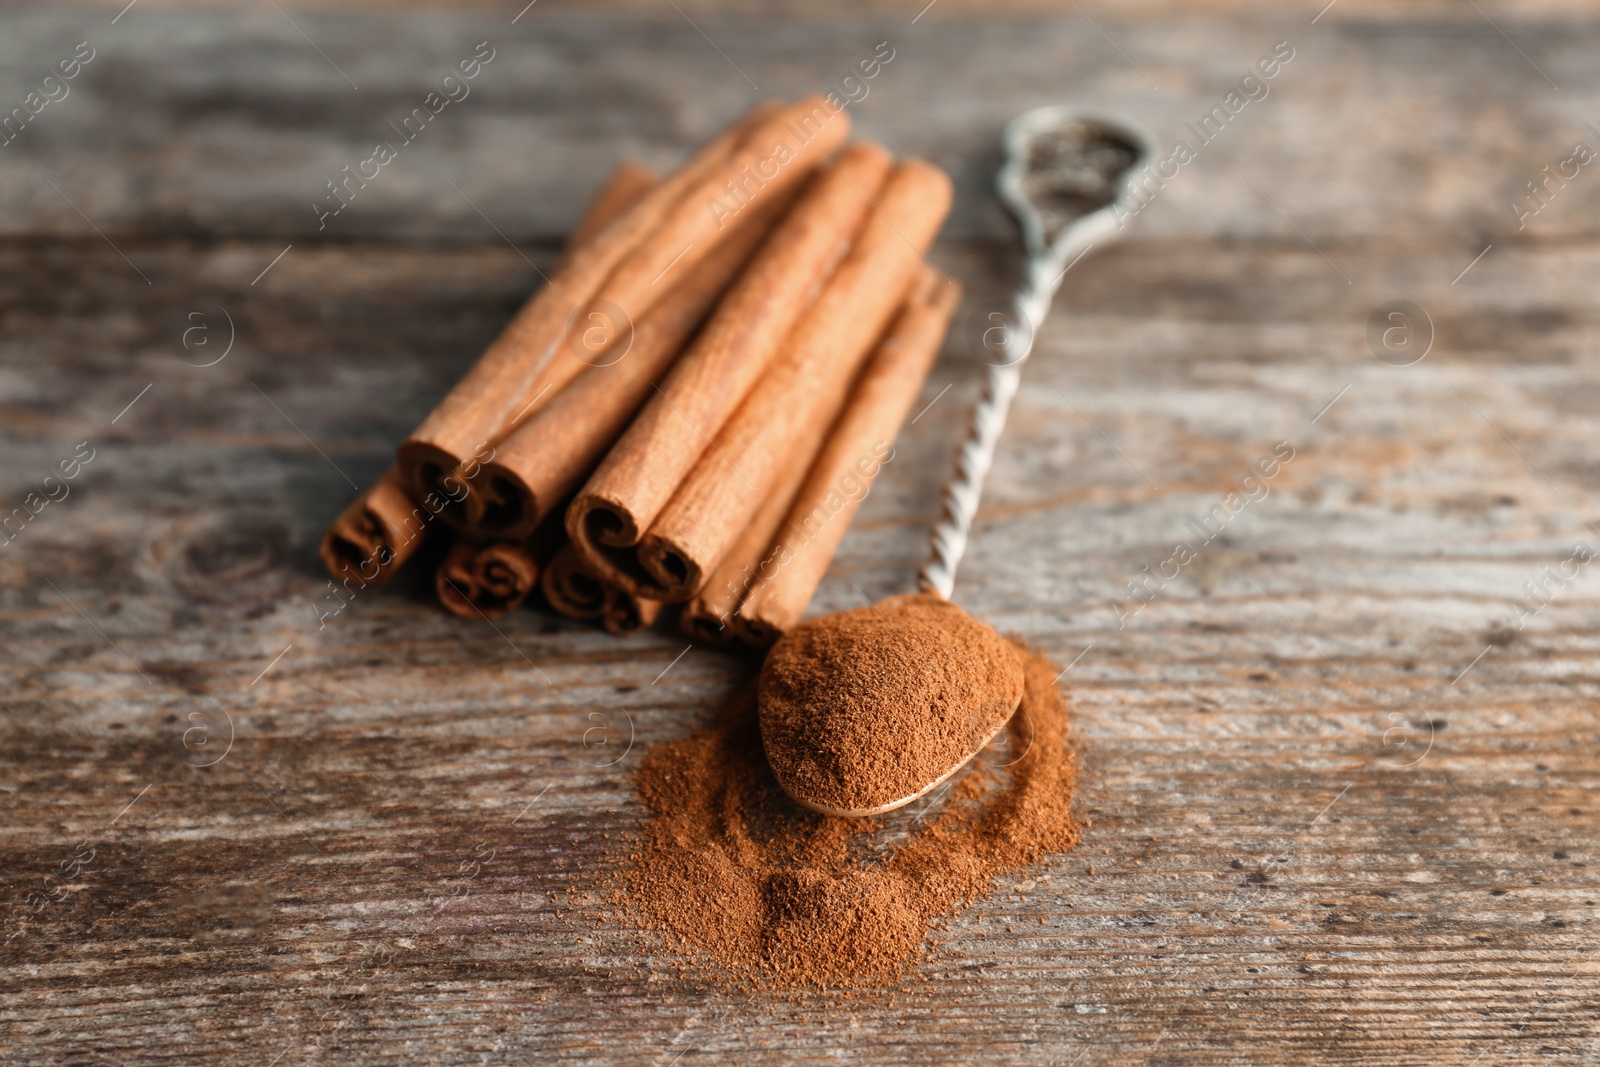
[320,97,960,648]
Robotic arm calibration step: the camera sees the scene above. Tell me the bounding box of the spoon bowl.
[781,708,1016,818]
[758,594,1023,818]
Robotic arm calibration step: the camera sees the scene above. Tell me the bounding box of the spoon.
[758,108,1152,817]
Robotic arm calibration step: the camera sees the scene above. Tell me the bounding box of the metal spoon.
[765,108,1151,818]
[920,107,1150,599]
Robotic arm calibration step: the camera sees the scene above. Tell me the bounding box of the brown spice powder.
[623,629,1079,990]
[759,594,1025,813]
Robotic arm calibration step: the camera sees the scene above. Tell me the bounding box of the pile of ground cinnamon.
[623,624,1079,990]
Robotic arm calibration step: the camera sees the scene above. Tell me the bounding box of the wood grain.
[2,11,1598,245]
[1,7,1597,1066]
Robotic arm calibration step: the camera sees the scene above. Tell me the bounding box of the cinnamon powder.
[622,607,1080,989]
[759,594,1024,813]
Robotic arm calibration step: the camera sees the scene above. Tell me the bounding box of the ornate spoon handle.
[920,259,1055,598]
[919,109,1150,600]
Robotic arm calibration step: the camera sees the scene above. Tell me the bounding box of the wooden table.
[2,4,1596,1064]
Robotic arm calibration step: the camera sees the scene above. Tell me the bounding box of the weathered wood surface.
[2,6,1598,1066]
[4,9,1600,244]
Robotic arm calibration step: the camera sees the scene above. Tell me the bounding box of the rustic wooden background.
[2,2,1597,1064]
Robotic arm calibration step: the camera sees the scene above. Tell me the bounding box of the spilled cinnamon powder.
[624,628,1080,990]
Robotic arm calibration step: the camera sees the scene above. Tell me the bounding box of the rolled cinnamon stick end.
[396,103,778,521]
[601,585,662,636]
[680,549,750,645]
[436,539,541,620]
[678,338,852,642]
[626,159,955,603]
[540,542,610,620]
[471,179,797,541]
[567,142,896,598]
[319,465,431,584]
[680,486,777,644]
[542,542,661,633]
[736,268,961,646]
[346,160,657,547]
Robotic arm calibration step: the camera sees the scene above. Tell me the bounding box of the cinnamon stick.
[683,271,956,644]
[320,159,658,589]
[679,409,828,644]
[585,159,953,602]
[568,160,658,250]
[395,103,778,517]
[319,464,433,585]
[435,539,541,620]
[735,268,960,645]
[471,177,798,539]
[554,96,851,374]
[600,585,662,636]
[542,542,662,635]
[540,542,610,620]
[567,143,895,594]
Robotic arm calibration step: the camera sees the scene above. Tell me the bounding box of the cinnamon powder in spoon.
[623,607,1080,989]
[759,594,1024,814]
